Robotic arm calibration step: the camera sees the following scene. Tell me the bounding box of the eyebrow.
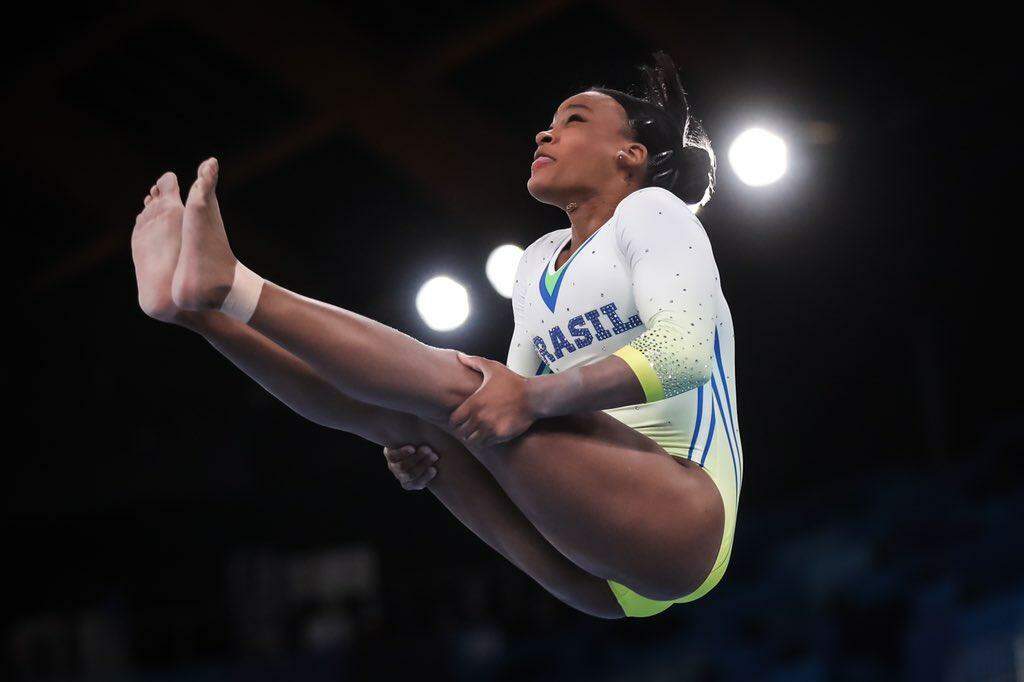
[550,103,592,125]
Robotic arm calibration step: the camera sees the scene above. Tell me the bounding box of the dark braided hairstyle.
[590,51,716,207]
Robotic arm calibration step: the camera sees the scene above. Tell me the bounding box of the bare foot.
[172,157,238,311]
[131,172,185,323]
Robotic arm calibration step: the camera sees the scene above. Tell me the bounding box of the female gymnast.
[131,52,743,619]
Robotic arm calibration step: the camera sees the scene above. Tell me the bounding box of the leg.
[172,158,723,598]
[468,413,723,599]
[188,313,623,618]
[345,407,625,619]
[130,175,619,617]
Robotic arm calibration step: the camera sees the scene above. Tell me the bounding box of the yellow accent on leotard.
[601,386,741,617]
[613,344,665,402]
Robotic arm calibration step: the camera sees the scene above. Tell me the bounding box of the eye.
[545,113,585,129]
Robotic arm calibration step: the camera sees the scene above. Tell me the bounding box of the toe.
[156,171,178,195]
[188,158,219,203]
[144,194,152,206]
[200,157,219,189]
[150,184,160,197]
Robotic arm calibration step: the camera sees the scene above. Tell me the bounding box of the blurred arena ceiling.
[10,0,740,289]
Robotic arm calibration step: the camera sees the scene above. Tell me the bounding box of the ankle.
[171,309,216,334]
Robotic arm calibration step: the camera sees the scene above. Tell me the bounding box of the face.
[527,91,646,208]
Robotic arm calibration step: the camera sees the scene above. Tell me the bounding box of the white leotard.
[506,186,743,608]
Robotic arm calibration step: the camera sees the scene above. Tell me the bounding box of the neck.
[563,184,638,247]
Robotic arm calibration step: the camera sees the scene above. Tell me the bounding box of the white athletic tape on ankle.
[220,262,264,323]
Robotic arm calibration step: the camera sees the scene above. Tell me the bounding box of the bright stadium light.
[485,244,523,298]
[416,276,470,331]
[728,128,788,186]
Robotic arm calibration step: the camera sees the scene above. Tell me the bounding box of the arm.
[528,190,717,417]
[506,320,544,378]
[503,283,630,397]
[451,191,717,446]
[505,243,549,378]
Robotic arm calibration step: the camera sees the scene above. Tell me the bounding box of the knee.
[616,513,723,601]
[639,469,724,600]
[625,525,721,601]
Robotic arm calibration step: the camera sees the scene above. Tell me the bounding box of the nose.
[535,129,553,145]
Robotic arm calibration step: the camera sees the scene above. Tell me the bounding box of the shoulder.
[616,186,698,221]
[614,187,706,243]
[520,228,570,265]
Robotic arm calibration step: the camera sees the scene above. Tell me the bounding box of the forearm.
[526,354,645,418]
[527,310,717,420]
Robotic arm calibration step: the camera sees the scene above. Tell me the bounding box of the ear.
[616,142,647,174]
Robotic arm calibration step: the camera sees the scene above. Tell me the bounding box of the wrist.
[525,372,575,419]
[524,376,552,419]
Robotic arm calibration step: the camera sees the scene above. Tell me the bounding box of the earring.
[566,202,578,213]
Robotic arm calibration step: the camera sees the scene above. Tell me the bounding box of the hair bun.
[589,51,716,207]
[676,145,714,205]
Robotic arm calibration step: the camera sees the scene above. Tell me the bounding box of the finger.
[407,466,437,490]
[451,392,485,431]
[392,452,429,482]
[404,454,435,480]
[487,426,515,447]
[465,428,489,449]
[399,454,434,486]
[456,416,479,442]
[419,466,439,486]
[384,445,417,464]
[449,399,473,428]
[492,432,514,446]
[485,432,512,448]
[391,458,429,483]
[413,446,439,467]
[398,449,435,474]
[384,445,414,463]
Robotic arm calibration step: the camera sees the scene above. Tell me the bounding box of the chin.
[526,176,562,207]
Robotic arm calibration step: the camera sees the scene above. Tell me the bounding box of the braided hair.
[590,51,716,207]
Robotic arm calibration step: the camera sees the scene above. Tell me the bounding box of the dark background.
[4,2,1020,680]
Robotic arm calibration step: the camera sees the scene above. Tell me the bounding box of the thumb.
[457,351,489,376]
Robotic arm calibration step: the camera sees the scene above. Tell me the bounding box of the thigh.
[465,411,725,601]
[345,389,722,600]
[329,398,625,617]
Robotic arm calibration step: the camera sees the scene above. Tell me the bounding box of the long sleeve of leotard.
[507,321,542,377]
[611,188,718,402]
[506,244,547,377]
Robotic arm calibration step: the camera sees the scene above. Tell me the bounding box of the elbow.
[693,360,714,389]
[652,352,714,400]
[620,321,717,402]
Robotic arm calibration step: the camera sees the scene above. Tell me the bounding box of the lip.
[531,156,555,170]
